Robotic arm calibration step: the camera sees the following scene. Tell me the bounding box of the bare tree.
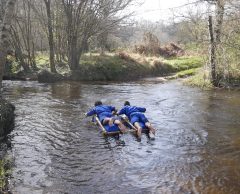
[171,0,227,86]
[62,0,134,71]
[10,0,39,72]
[208,15,217,86]
[0,0,17,88]
[43,0,56,73]
[205,0,225,86]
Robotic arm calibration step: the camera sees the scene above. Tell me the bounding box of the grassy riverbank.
[183,64,240,89]
[184,69,213,88]
[71,52,203,81]
[7,52,204,81]
[185,69,240,88]
[182,44,240,88]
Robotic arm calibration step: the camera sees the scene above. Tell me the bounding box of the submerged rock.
[0,99,15,138]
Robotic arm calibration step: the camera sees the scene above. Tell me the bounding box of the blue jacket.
[86,105,116,119]
[118,105,146,118]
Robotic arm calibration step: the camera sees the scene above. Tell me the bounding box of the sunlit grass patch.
[184,68,213,88]
[81,52,147,71]
[163,56,204,71]
[176,68,200,78]
[35,53,69,73]
[80,52,204,79]
[32,52,207,81]
[79,52,150,80]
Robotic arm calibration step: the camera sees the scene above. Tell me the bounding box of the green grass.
[175,68,200,78]
[35,54,69,74]
[79,53,206,80]
[33,53,205,75]
[13,52,206,81]
[79,53,149,80]
[184,68,213,88]
[163,56,204,71]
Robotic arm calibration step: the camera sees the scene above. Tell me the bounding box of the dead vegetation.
[118,52,136,62]
[134,32,185,58]
[135,42,185,58]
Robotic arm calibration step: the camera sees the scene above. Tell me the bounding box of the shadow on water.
[1,80,240,194]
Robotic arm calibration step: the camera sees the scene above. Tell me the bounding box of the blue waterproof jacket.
[86,105,116,122]
[118,105,146,118]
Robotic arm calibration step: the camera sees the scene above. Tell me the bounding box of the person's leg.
[134,122,142,139]
[130,114,142,139]
[139,113,156,134]
[102,117,112,125]
[103,117,127,133]
[145,122,156,135]
[114,119,127,133]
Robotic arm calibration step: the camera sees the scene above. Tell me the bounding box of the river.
[2,79,240,194]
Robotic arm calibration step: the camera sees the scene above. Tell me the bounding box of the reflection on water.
[2,80,240,194]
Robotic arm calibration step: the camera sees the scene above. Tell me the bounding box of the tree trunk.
[68,35,80,71]
[11,26,31,72]
[43,0,56,73]
[26,1,33,71]
[208,15,217,87]
[0,0,17,89]
[215,0,225,45]
[30,40,37,71]
[207,0,225,87]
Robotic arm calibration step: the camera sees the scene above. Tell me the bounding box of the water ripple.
[2,80,240,194]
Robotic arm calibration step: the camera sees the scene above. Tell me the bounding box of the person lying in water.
[84,101,127,133]
[118,101,156,140]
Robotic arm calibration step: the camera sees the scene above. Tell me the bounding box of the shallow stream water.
[2,79,240,194]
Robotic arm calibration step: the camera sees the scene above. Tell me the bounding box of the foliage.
[5,0,135,74]
[163,56,203,71]
[134,32,185,58]
[151,60,175,75]
[74,52,204,81]
[0,158,12,193]
[79,53,149,81]
[175,68,200,78]
[170,0,240,86]
[35,55,49,69]
[35,54,69,74]
[118,52,136,62]
[5,55,18,74]
[185,68,213,88]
